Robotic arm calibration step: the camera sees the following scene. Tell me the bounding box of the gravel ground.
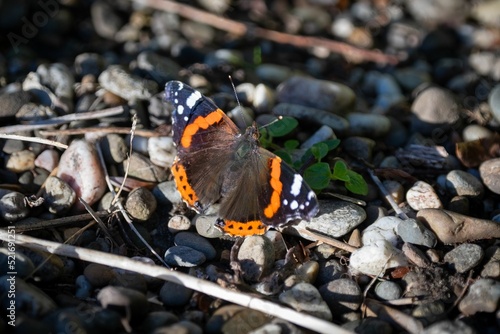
[0,0,500,333]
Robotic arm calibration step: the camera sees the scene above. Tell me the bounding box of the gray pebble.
[363,72,405,112]
[347,112,391,138]
[97,286,148,322]
[394,67,432,91]
[204,49,241,67]
[396,218,437,248]
[91,0,124,39]
[488,83,500,123]
[341,136,376,162]
[100,134,128,164]
[255,64,294,84]
[383,180,405,204]
[148,136,176,168]
[462,124,493,142]
[444,243,483,273]
[111,269,148,293]
[83,263,116,287]
[422,320,475,334]
[300,125,335,150]
[164,245,206,267]
[194,214,224,238]
[174,231,216,260]
[447,195,469,215]
[19,248,64,282]
[75,275,93,299]
[141,311,179,333]
[34,149,59,172]
[125,187,157,221]
[279,282,332,321]
[412,301,446,323]
[235,82,255,104]
[0,276,56,317]
[125,152,168,182]
[319,278,362,314]
[5,150,35,173]
[2,139,24,154]
[0,190,30,222]
[157,320,203,334]
[406,181,443,210]
[74,52,106,77]
[37,63,74,100]
[252,83,275,113]
[153,181,181,209]
[445,170,484,199]
[0,247,34,278]
[137,51,180,84]
[479,158,500,194]
[374,281,402,301]
[0,90,33,119]
[159,281,193,307]
[472,0,500,27]
[237,235,274,282]
[459,278,500,315]
[402,242,431,268]
[43,176,76,215]
[98,65,158,100]
[168,215,192,234]
[355,318,393,334]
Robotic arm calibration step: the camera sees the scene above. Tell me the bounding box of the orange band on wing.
[181,109,224,148]
[221,220,267,237]
[171,158,199,208]
[263,157,282,219]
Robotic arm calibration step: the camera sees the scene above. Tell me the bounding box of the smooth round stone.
[168,215,192,234]
[319,278,362,315]
[469,51,496,76]
[42,176,76,214]
[410,86,461,136]
[394,67,432,91]
[57,139,106,211]
[374,281,402,301]
[2,139,24,154]
[362,72,404,112]
[412,301,446,322]
[125,187,157,221]
[331,15,354,39]
[362,216,402,247]
[75,275,93,299]
[290,200,365,239]
[219,307,270,333]
[97,286,148,322]
[125,152,168,182]
[164,245,206,267]
[292,6,331,34]
[279,282,332,321]
[354,318,393,334]
[147,136,175,168]
[347,113,391,138]
[235,82,255,104]
[1,277,56,317]
[0,90,33,119]
[445,170,484,199]
[34,149,59,172]
[0,247,34,278]
[74,53,105,77]
[383,180,405,204]
[159,281,193,307]
[110,269,147,293]
[141,311,179,333]
[379,155,401,169]
[204,49,241,67]
[98,65,158,100]
[300,125,335,150]
[37,63,74,100]
[396,218,437,248]
[252,83,275,113]
[0,190,30,222]
[197,0,231,14]
[264,230,287,259]
[153,181,181,209]
[157,321,203,334]
[251,319,300,334]
[6,150,35,173]
[462,124,493,142]
[100,134,128,164]
[193,214,224,239]
[489,84,500,123]
[422,320,475,334]
[471,0,500,27]
[479,158,500,194]
[444,243,483,273]
[83,263,116,287]
[136,51,180,84]
[255,64,294,85]
[350,240,408,276]
[461,278,500,317]
[237,236,274,282]
[276,76,355,115]
[406,181,443,210]
[341,137,375,162]
[402,243,431,268]
[174,231,216,260]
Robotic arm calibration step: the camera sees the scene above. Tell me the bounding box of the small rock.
[219,307,270,333]
[0,90,33,120]
[382,180,405,204]
[136,51,180,85]
[300,125,335,150]
[402,243,431,268]
[141,311,179,333]
[374,281,402,301]
[471,0,500,28]
[355,318,393,334]
[280,282,332,321]
[83,263,116,287]
[459,278,500,315]
[349,240,408,276]
[148,136,176,168]
[363,72,405,112]
[74,53,105,77]
[111,269,148,293]
[34,149,59,172]
[97,286,148,322]
[37,63,74,100]
[479,158,500,194]
[362,216,402,247]
[168,215,192,233]
[341,137,376,162]
[255,64,294,85]
[75,275,93,299]
[316,259,347,286]
[2,139,24,154]
[174,231,216,260]
[422,320,475,334]
[19,248,64,282]
[447,195,469,215]
[100,134,128,164]
[6,150,35,173]
[164,245,206,267]
[125,152,168,182]
[252,83,275,113]
[98,65,158,100]
[125,187,157,221]
[412,301,446,323]
[237,236,275,282]
[57,139,106,211]
[194,214,224,238]
[0,190,30,222]
[462,124,493,141]
[42,176,77,215]
[444,243,483,273]
[396,218,437,248]
[406,181,443,210]
[445,170,484,199]
[159,281,193,307]
[319,278,362,315]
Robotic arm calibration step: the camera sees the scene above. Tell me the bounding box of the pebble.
[341,136,376,162]
[374,281,402,301]
[279,282,332,321]
[164,245,206,267]
[319,278,362,315]
[6,150,35,173]
[204,49,241,67]
[90,0,123,39]
[347,112,391,138]
[19,248,65,282]
[273,103,349,135]
[125,187,157,221]
[252,83,275,113]
[422,320,475,334]
[174,231,216,260]
[444,243,483,273]
[291,200,365,239]
[362,72,405,112]
[349,240,408,276]
[42,176,77,215]
[194,214,224,239]
[276,76,355,115]
[56,140,106,211]
[396,218,437,248]
[412,301,446,323]
[479,158,500,194]
[147,136,176,168]
[98,65,158,100]
[0,90,33,119]
[237,235,275,282]
[410,86,461,136]
[0,190,30,222]
[488,83,500,123]
[34,149,59,172]
[300,125,335,150]
[251,319,301,334]
[383,180,405,204]
[354,318,393,334]
[83,263,116,287]
[1,277,57,317]
[167,215,192,234]
[153,181,181,210]
[0,247,34,278]
[316,259,347,286]
[417,209,500,244]
[97,286,148,322]
[362,216,402,247]
[74,53,105,77]
[471,0,500,28]
[2,139,24,154]
[141,311,179,333]
[255,64,294,85]
[159,281,193,307]
[292,6,331,34]
[136,51,180,85]
[394,67,432,91]
[445,170,484,199]
[75,275,93,299]
[406,181,443,210]
[458,278,500,315]
[235,82,255,104]
[197,0,231,14]
[462,124,493,142]
[219,307,270,333]
[125,152,168,182]
[111,269,148,293]
[156,321,203,334]
[37,63,74,100]
[402,243,431,268]
[100,134,128,164]
[264,230,287,260]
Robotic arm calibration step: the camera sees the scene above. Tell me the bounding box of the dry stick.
[368,169,408,220]
[0,134,68,149]
[132,0,398,65]
[298,228,358,253]
[40,127,160,138]
[12,212,109,233]
[0,231,351,334]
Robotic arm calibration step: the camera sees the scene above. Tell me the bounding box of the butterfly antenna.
[228,75,241,108]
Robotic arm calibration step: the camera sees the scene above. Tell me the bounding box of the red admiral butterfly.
[165,81,319,237]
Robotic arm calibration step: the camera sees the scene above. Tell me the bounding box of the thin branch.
[0,134,68,149]
[298,228,358,253]
[132,0,398,65]
[39,127,160,138]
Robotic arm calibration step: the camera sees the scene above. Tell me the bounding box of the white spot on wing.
[290,200,298,210]
[184,116,188,121]
[290,174,303,196]
[283,199,288,205]
[177,105,184,115]
[186,90,202,109]
[308,191,315,200]
[300,204,304,210]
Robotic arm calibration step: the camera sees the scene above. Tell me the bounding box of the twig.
[11,212,109,232]
[39,127,160,138]
[368,169,408,220]
[363,298,424,334]
[299,228,358,253]
[0,231,351,334]
[0,134,68,149]
[131,0,398,65]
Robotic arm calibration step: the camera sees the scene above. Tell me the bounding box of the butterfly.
[165,81,319,236]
